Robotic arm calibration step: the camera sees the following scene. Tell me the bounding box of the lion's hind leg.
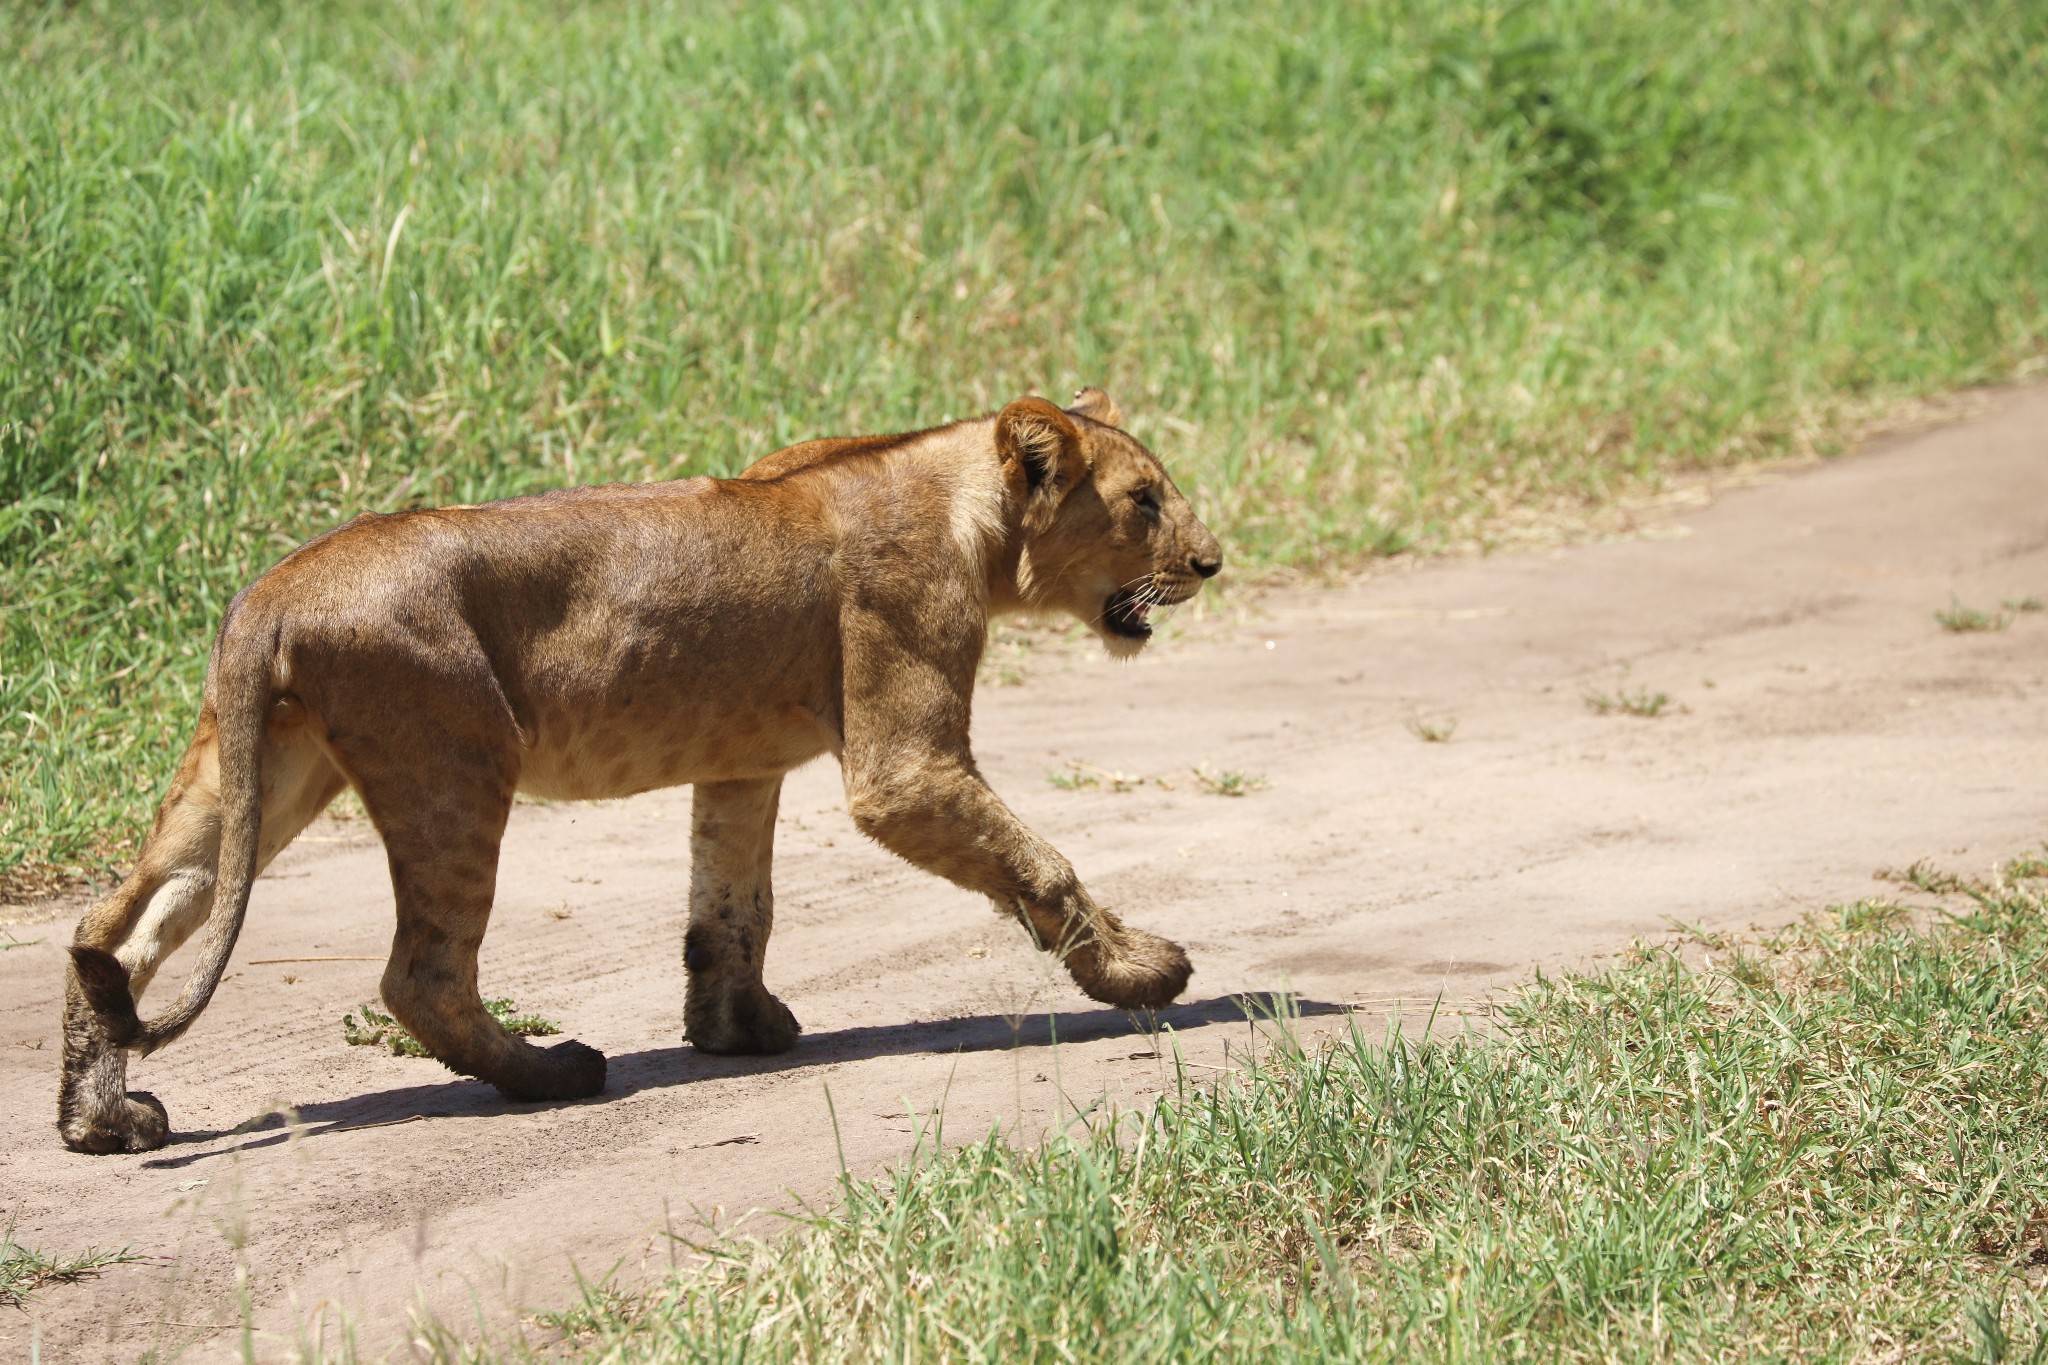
[60,720,345,1154]
[353,743,606,1104]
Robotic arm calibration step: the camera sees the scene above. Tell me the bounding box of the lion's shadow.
[138,992,1351,1170]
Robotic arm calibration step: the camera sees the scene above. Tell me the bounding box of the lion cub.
[59,388,1222,1153]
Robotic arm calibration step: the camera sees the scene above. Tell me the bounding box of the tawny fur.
[57,389,1222,1155]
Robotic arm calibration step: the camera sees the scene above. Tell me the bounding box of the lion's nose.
[1191,552,1222,579]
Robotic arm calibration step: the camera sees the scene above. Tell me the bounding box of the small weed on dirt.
[343,999,560,1057]
[2004,595,2045,614]
[2006,850,2048,882]
[1582,685,1672,718]
[1874,858,1973,897]
[1191,764,1268,797]
[1935,598,2011,632]
[1,1227,140,1307]
[1406,714,1458,743]
[1047,761,1152,794]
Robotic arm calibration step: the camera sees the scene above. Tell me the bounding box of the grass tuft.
[1047,761,1151,794]
[1582,684,1673,718]
[1875,857,1972,897]
[1191,765,1268,797]
[0,1227,141,1308]
[1935,599,2012,633]
[342,998,560,1058]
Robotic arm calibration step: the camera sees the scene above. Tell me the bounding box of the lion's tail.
[72,604,274,1057]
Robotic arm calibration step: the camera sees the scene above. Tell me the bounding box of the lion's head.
[998,389,1223,659]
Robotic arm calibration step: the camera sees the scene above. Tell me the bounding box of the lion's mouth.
[1102,586,1156,641]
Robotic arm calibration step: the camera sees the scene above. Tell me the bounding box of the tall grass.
[6,0,2048,888]
[466,862,2048,1362]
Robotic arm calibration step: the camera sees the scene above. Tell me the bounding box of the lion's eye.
[1132,487,1161,515]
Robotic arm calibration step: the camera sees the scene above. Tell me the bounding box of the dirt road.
[5,390,2047,1362]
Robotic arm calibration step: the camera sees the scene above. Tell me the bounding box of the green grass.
[1047,762,1149,794]
[7,0,2048,891]
[341,996,559,1057]
[1190,764,1269,797]
[1582,683,1673,717]
[0,1227,140,1308]
[443,857,2048,1362]
[1936,599,2013,633]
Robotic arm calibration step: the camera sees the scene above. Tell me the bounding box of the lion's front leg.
[827,601,1187,1010]
[844,755,1193,1011]
[836,610,1191,1012]
[683,777,800,1055]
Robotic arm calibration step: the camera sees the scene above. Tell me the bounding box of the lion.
[58,388,1223,1154]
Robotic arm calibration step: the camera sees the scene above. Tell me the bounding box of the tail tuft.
[69,946,144,1048]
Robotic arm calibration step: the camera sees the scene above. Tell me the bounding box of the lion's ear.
[1065,386,1124,428]
[996,397,1083,510]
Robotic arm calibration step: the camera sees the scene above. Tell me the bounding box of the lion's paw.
[494,1039,607,1103]
[60,1090,170,1155]
[1075,932,1193,1011]
[689,986,802,1056]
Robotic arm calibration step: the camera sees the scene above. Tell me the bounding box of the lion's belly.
[515,703,839,800]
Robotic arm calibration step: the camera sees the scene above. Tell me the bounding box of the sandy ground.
[4,389,2047,1362]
